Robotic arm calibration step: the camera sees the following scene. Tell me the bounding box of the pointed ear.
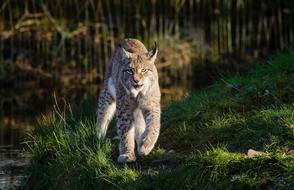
[118,44,132,59]
[147,41,158,63]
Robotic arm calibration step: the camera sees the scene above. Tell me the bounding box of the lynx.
[96,38,161,163]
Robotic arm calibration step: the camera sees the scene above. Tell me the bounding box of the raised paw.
[138,139,154,156]
[117,153,136,163]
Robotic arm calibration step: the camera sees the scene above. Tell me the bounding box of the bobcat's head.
[119,43,158,96]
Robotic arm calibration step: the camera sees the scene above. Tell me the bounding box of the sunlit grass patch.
[21,50,294,189]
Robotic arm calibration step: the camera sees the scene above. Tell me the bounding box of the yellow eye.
[141,69,147,73]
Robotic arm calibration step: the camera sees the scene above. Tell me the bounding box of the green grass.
[20,50,294,189]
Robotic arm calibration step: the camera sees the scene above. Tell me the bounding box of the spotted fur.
[96,38,161,163]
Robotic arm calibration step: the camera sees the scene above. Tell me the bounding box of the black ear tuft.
[154,41,158,50]
[151,41,158,56]
[148,41,158,57]
[147,41,158,62]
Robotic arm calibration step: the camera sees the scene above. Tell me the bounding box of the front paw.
[117,153,136,163]
[138,140,154,156]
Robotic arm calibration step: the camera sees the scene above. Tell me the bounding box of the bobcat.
[96,38,161,163]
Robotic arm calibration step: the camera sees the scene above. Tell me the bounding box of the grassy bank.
[21,50,294,190]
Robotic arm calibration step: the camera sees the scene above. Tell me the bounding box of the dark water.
[1,0,294,189]
[0,117,31,189]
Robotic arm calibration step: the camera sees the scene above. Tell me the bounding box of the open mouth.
[133,84,143,89]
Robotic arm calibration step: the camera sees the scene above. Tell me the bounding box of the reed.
[1,0,294,132]
[1,0,293,85]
